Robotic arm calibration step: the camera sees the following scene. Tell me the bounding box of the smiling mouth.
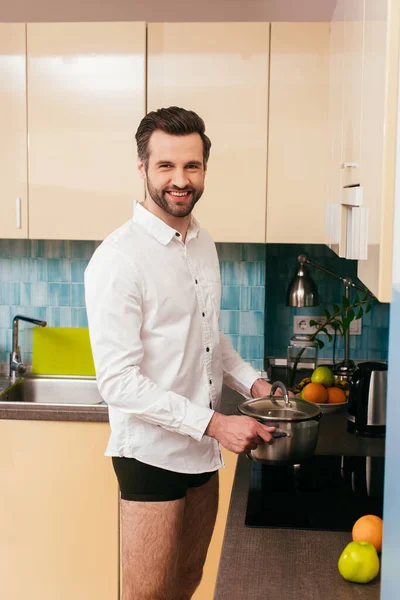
[166,190,193,201]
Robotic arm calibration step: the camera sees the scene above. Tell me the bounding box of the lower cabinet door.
[0,419,119,600]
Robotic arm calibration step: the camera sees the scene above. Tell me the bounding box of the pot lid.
[238,395,322,422]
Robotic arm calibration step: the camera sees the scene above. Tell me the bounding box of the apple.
[311,366,334,388]
[338,541,380,584]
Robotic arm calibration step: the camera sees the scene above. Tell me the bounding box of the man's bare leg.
[176,473,219,599]
[121,498,185,600]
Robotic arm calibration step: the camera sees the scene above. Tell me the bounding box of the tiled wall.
[0,239,390,369]
[0,240,267,369]
[0,240,99,365]
[265,244,390,362]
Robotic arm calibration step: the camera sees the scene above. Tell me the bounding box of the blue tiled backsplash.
[265,244,390,363]
[0,240,389,368]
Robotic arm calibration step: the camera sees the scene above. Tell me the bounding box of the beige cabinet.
[27,22,146,241]
[0,24,28,238]
[342,0,365,188]
[266,23,330,243]
[0,420,119,600]
[192,448,238,600]
[147,23,270,243]
[357,0,400,302]
[326,1,347,256]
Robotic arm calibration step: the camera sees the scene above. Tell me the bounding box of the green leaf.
[327,334,333,343]
[332,304,340,314]
[316,339,325,349]
[323,308,331,320]
[342,296,350,309]
[366,303,371,314]
[309,320,319,328]
[354,294,360,305]
[320,327,329,336]
[347,308,355,321]
[356,306,364,320]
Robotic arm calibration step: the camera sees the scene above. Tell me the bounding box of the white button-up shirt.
[84,203,260,473]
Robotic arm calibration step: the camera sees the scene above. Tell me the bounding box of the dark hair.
[135,106,212,169]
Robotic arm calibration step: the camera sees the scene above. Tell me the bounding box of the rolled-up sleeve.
[84,247,213,441]
[220,331,260,398]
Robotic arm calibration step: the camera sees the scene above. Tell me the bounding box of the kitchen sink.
[0,376,105,406]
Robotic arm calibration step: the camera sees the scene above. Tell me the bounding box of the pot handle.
[271,429,289,439]
[244,429,289,459]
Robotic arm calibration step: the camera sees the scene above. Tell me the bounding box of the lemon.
[311,366,334,388]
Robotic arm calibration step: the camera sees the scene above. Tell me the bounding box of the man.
[85,106,276,600]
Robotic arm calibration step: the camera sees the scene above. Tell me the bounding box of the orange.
[302,382,328,404]
[326,387,346,404]
[352,515,383,553]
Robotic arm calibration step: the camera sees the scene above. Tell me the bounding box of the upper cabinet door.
[147,23,270,243]
[27,23,146,241]
[357,0,399,302]
[266,23,330,243]
[326,1,347,256]
[0,24,28,238]
[342,0,365,187]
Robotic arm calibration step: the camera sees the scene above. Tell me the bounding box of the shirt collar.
[133,202,200,245]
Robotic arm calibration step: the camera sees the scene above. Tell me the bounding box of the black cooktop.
[245,454,384,532]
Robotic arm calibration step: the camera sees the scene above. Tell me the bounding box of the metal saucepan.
[237,381,323,465]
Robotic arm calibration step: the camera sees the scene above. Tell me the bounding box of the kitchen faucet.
[10,314,47,382]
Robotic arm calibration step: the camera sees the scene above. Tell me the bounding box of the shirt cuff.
[178,402,215,441]
[223,363,260,399]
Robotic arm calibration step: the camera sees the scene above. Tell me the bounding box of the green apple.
[311,366,334,388]
[338,541,380,584]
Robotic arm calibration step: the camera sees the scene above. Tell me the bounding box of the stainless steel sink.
[0,376,105,406]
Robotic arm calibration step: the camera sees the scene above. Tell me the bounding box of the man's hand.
[205,412,276,454]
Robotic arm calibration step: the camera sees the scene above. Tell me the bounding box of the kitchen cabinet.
[266,22,330,244]
[147,23,270,243]
[0,419,119,600]
[0,23,28,239]
[357,0,400,302]
[27,22,146,241]
[326,0,399,300]
[192,448,238,600]
[342,0,365,188]
[326,1,347,256]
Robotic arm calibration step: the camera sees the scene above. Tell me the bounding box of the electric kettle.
[347,361,388,438]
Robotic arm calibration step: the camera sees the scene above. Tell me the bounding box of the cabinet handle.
[341,162,359,169]
[16,197,21,229]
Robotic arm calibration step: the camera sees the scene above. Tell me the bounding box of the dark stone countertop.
[214,387,385,600]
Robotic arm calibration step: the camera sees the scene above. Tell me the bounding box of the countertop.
[214,387,385,600]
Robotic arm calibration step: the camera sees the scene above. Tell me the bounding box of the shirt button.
[209,380,212,385]
[195,279,198,284]
[175,232,180,237]
[206,347,210,352]
[202,312,205,317]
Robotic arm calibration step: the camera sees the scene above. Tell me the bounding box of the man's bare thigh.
[121,497,185,600]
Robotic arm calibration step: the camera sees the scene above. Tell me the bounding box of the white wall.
[381,27,400,599]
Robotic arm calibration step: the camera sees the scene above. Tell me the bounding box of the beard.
[146,177,204,218]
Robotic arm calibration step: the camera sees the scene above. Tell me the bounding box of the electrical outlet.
[293,315,362,336]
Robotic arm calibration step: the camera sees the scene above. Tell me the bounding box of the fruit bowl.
[317,400,348,414]
[295,394,348,413]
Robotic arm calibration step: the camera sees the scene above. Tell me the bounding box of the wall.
[265,244,390,362]
[0,240,266,370]
[1,0,336,23]
[0,239,390,370]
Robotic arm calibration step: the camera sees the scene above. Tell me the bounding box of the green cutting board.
[32,327,96,376]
